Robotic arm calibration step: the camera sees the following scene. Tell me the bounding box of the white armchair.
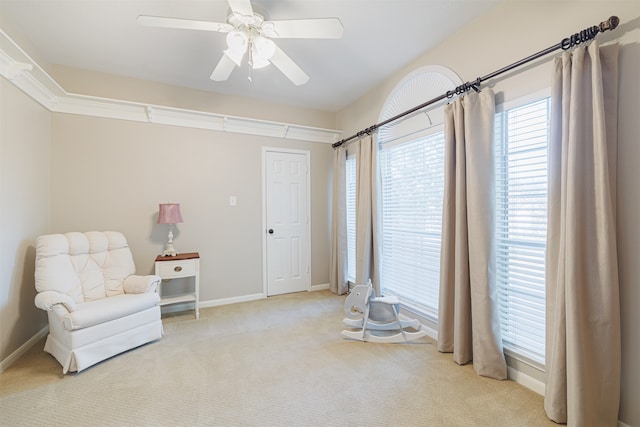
[34,231,163,373]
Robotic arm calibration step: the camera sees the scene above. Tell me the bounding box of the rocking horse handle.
[343,284,372,318]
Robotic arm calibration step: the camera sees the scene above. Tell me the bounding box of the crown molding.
[0,29,341,144]
[0,49,58,110]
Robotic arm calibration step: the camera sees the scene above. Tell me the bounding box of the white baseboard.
[507,366,546,396]
[310,283,330,291]
[198,285,331,310]
[0,326,48,374]
[199,292,266,309]
[419,322,438,341]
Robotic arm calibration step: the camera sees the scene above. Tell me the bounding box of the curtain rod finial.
[602,16,620,32]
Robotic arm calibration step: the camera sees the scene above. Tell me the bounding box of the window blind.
[345,155,357,283]
[379,132,445,318]
[494,97,550,364]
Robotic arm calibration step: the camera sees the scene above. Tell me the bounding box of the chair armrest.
[124,275,161,294]
[34,290,77,312]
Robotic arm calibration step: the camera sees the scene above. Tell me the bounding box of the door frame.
[261,147,312,296]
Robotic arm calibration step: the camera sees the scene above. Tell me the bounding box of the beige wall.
[50,113,333,301]
[45,62,337,302]
[45,63,336,301]
[336,1,640,425]
[0,79,50,362]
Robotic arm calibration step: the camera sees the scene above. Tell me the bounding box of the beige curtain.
[329,145,348,295]
[437,89,507,380]
[544,42,620,427]
[354,135,380,294]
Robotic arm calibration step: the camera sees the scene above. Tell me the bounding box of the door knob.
[268,229,274,234]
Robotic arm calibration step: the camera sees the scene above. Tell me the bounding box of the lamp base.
[162,248,178,257]
[163,224,178,256]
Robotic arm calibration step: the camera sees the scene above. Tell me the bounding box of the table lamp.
[157,203,183,256]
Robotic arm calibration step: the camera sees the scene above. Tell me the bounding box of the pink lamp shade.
[157,203,183,224]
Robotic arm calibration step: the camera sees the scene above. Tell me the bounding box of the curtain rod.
[332,15,620,149]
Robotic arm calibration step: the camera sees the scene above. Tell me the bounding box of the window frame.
[494,89,551,369]
[345,151,357,284]
[378,124,445,322]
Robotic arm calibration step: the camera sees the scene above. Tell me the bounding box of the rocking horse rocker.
[341,281,428,343]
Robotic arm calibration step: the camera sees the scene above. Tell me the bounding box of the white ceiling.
[0,0,499,112]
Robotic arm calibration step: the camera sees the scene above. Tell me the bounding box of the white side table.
[154,252,200,319]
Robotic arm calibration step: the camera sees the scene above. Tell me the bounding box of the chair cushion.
[35,234,84,303]
[62,292,159,331]
[35,231,137,303]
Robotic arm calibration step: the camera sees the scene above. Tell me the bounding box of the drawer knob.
[174,266,183,272]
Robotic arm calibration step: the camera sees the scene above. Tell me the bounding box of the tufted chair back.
[35,231,138,303]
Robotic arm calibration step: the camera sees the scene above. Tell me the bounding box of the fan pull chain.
[247,37,254,82]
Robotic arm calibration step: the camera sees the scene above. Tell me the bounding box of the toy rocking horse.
[341,280,428,343]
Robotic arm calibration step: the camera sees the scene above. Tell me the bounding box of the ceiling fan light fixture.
[226,29,248,52]
[251,36,276,69]
[224,29,248,66]
[251,55,269,69]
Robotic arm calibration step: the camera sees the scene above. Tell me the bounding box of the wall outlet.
[229,196,237,206]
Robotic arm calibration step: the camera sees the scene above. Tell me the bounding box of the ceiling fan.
[137,0,343,86]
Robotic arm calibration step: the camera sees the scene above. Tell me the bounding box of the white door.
[264,149,310,296]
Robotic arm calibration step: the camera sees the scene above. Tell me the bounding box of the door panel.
[265,150,310,296]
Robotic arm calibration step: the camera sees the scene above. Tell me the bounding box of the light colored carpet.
[0,290,554,426]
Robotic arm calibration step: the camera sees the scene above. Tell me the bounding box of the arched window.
[377,66,461,320]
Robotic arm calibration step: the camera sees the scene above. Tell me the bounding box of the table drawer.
[157,259,197,278]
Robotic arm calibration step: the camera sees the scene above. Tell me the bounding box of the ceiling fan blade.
[137,15,233,32]
[210,54,237,81]
[227,0,253,16]
[263,18,344,39]
[269,45,309,86]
